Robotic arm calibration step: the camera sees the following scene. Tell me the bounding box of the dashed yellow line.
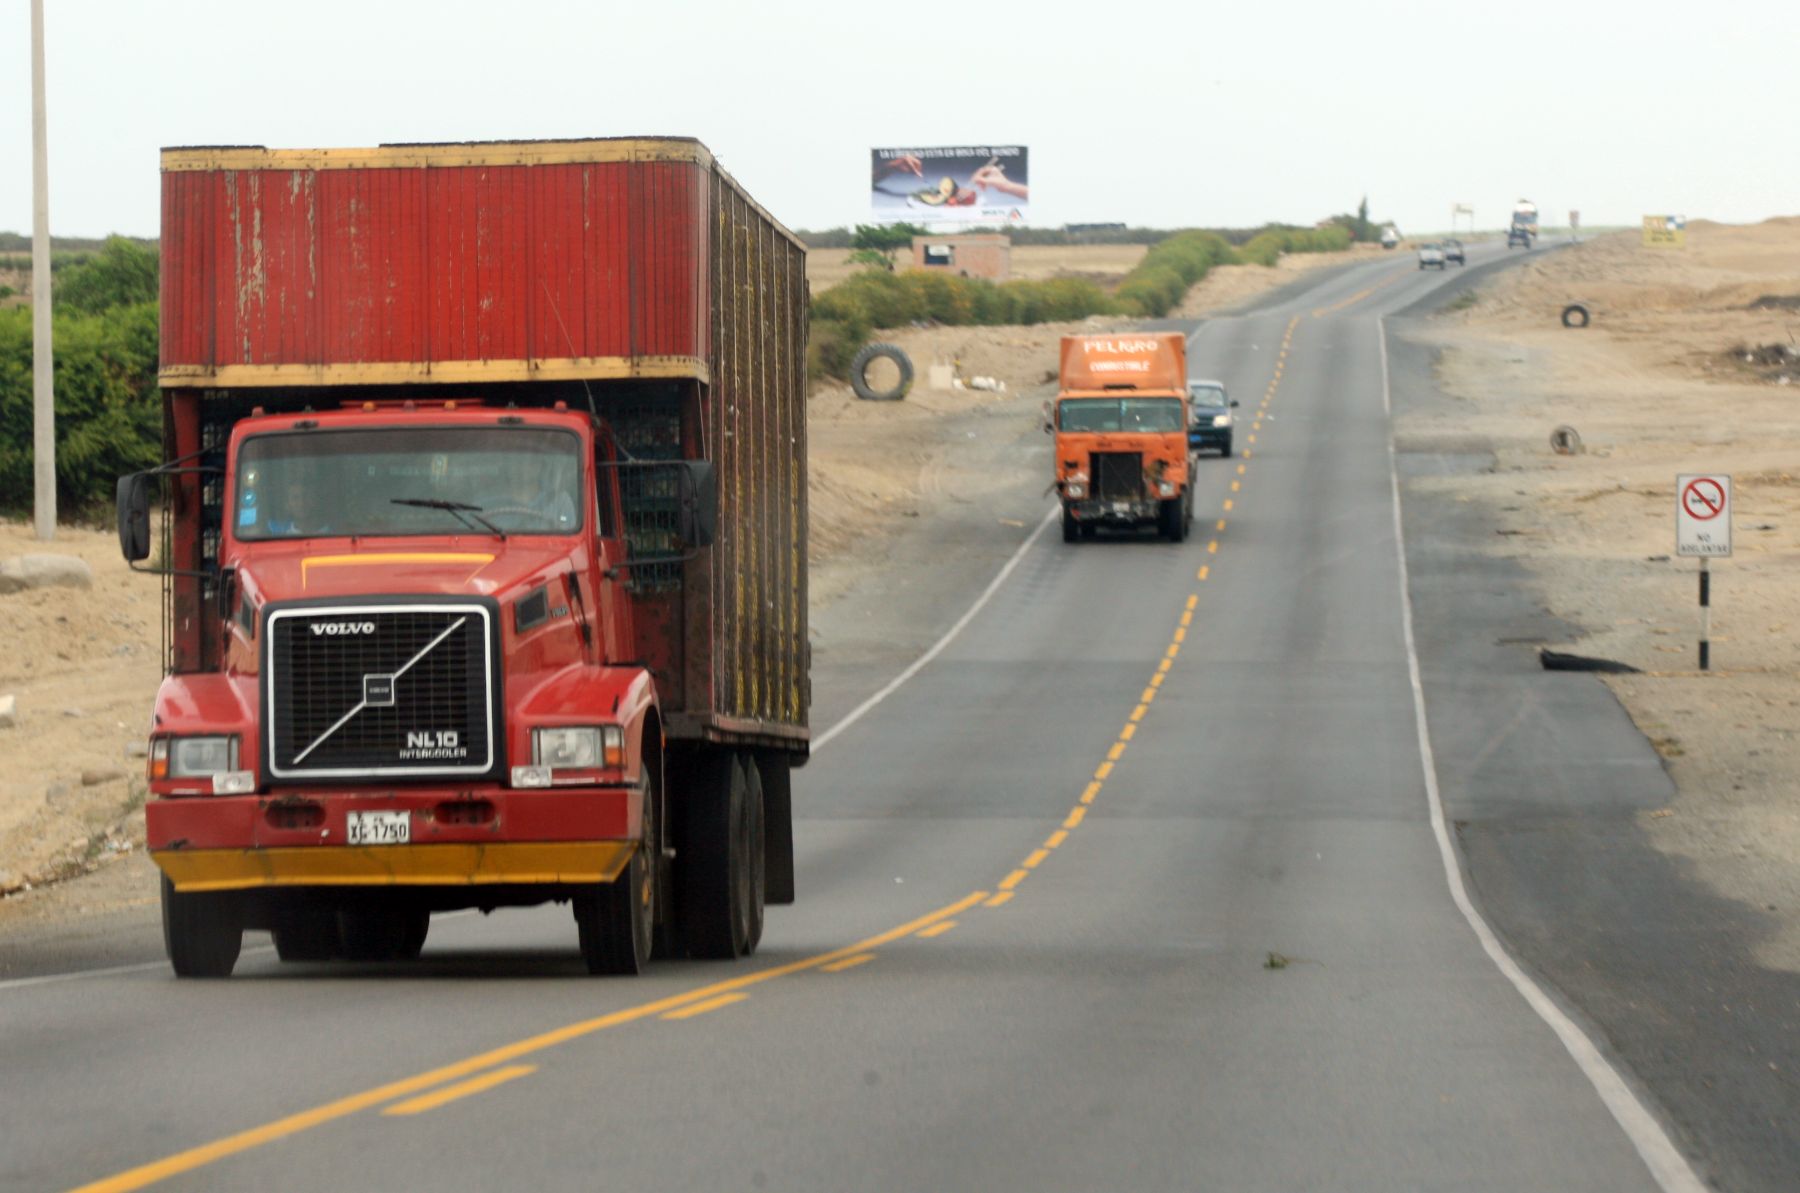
[999,869,1029,891]
[1130,702,1148,721]
[916,921,957,939]
[822,953,876,973]
[1081,782,1102,803]
[1063,806,1087,829]
[985,890,1015,908]
[1044,830,1069,850]
[1120,720,1138,739]
[662,993,749,1021]
[1106,741,1126,761]
[381,1066,536,1118]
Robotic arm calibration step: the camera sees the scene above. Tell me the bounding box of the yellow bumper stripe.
[154,842,635,892]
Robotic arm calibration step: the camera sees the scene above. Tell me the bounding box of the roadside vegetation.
[0,237,162,515]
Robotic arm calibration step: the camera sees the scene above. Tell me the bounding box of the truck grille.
[264,603,497,780]
[1093,452,1143,500]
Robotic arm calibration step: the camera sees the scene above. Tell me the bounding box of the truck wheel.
[849,343,913,402]
[1061,507,1079,543]
[576,775,658,975]
[271,901,340,962]
[1159,498,1188,543]
[681,752,763,959]
[338,906,429,961]
[1222,438,1234,459]
[161,875,243,978]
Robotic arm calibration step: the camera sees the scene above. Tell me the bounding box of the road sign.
[1676,474,1731,556]
[1569,210,1580,229]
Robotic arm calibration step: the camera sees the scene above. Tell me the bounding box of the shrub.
[0,301,163,514]
[54,236,159,315]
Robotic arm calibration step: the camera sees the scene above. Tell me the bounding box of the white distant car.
[1417,243,1447,270]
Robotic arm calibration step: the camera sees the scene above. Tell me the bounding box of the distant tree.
[850,223,925,269]
[54,236,158,315]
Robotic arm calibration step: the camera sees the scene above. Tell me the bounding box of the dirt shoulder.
[808,244,1148,294]
[1407,221,1800,971]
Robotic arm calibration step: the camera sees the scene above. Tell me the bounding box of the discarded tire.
[1561,303,1591,328]
[850,343,913,402]
[1549,425,1583,455]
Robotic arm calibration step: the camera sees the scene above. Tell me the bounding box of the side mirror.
[1230,400,1240,408]
[680,461,717,548]
[117,474,151,562]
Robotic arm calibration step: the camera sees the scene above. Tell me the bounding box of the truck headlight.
[1065,482,1086,499]
[159,735,238,779]
[532,725,625,771]
[1212,414,1231,427]
[1159,481,1175,497]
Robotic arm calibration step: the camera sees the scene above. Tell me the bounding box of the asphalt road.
[1,244,1710,1193]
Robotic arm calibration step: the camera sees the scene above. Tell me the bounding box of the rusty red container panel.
[159,141,712,385]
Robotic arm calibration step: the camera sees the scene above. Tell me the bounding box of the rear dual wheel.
[681,752,765,960]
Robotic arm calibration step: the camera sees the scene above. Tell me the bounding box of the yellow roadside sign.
[1643,215,1687,248]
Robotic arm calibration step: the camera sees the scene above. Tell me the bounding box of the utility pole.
[31,0,56,540]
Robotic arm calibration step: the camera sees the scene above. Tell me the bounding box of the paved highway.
[1,245,1709,1192]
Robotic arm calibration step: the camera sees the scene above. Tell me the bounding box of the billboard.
[871,146,1029,225]
[1643,215,1687,249]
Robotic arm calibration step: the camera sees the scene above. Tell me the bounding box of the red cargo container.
[129,138,807,977]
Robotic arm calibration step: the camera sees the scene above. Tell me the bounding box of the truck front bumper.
[1068,497,1160,524]
[148,785,638,892]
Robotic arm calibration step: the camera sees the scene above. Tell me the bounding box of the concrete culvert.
[850,343,913,402]
[1539,649,1640,674]
[1561,303,1591,328]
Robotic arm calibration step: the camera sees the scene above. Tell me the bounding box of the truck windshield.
[1058,398,1184,433]
[235,426,583,540]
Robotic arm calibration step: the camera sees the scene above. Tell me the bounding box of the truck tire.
[1159,498,1188,543]
[162,875,243,978]
[1561,303,1591,328]
[760,753,795,906]
[576,774,658,975]
[1221,437,1234,459]
[271,900,340,962]
[680,752,764,959]
[1061,507,1080,543]
[849,343,913,402]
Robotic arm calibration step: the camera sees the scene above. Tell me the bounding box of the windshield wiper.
[390,498,507,540]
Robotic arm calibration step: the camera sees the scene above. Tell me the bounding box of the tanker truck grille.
[1093,452,1143,500]
[264,603,498,780]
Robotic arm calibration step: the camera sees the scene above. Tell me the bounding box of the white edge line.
[812,505,1058,753]
[1377,315,1705,1193]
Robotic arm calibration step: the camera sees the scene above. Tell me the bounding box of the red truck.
[115,138,808,977]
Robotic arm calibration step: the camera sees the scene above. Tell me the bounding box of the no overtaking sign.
[1677,474,1731,557]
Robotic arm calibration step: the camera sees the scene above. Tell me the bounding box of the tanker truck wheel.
[680,752,764,959]
[161,875,243,978]
[576,774,658,975]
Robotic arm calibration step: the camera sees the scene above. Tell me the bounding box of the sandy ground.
[1174,243,1389,316]
[1410,220,1800,970]
[0,521,161,898]
[807,243,1148,294]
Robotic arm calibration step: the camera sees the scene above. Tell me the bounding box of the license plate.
[346,810,411,846]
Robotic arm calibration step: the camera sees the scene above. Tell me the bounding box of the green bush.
[55,236,159,315]
[0,301,163,515]
[1112,231,1235,317]
[1238,225,1353,267]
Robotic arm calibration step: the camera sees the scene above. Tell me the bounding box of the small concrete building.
[910,233,1011,282]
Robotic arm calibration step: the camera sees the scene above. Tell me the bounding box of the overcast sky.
[5,0,1795,239]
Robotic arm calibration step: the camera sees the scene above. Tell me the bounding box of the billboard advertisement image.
[871,146,1029,225]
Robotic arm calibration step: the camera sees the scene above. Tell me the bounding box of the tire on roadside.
[1561,303,1591,329]
[162,874,243,978]
[849,343,914,402]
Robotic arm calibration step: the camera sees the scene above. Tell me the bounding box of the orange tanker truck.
[1049,333,1195,542]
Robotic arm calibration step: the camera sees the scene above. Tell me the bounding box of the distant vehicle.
[1417,243,1447,270]
[1443,239,1466,265]
[1051,334,1194,542]
[1508,199,1539,249]
[1380,227,1400,250]
[1186,379,1238,457]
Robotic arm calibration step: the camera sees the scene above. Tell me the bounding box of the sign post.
[1676,474,1731,670]
[1643,215,1687,249]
